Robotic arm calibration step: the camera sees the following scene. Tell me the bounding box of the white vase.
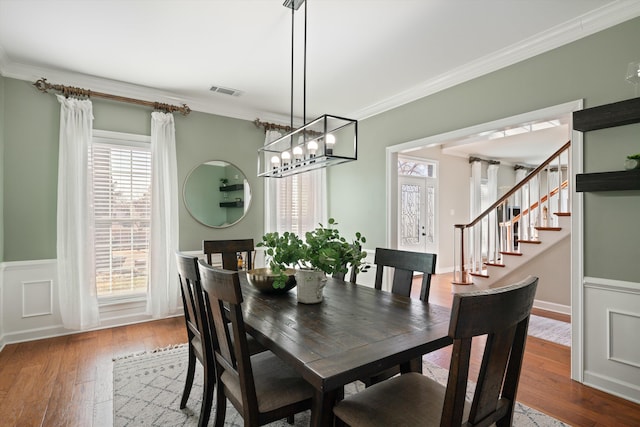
[295,269,327,304]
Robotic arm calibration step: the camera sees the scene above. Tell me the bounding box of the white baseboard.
[584,370,640,405]
[533,300,571,315]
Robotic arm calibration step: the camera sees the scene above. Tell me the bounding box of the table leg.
[400,356,423,374]
[310,387,343,427]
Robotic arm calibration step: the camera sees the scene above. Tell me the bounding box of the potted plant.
[256,218,367,303]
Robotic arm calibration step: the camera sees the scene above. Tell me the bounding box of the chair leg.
[181,346,197,408]
[214,385,227,427]
[286,415,294,424]
[198,365,215,427]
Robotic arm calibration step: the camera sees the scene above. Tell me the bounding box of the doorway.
[397,156,438,254]
[385,100,584,380]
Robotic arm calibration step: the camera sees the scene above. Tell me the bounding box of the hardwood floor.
[0,275,638,426]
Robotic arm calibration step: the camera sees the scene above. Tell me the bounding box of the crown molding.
[351,1,640,120]
[2,2,639,123]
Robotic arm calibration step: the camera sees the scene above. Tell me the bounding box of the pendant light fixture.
[257,0,358,178]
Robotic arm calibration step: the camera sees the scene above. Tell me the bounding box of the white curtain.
[514,168,528,209]
[56,94,99,330]
[264,129,327,235]
[146,112,180,318]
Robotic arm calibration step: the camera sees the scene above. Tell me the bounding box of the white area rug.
[528,314,571,347]
[113,345,569,426]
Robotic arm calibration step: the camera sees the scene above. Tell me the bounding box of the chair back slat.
[373,248,437,301]
[442,275,538,427]
[176,252,211,351]
[203,239,254,270]
[198,259,260,422]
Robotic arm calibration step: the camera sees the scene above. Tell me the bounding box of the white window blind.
[276,173,317,235]
[91,137,151,298]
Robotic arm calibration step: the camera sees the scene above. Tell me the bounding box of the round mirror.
[183,160,252,228]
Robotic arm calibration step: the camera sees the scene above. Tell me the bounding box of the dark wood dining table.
[238,274,453,427]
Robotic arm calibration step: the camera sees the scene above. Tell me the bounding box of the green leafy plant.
[257,218,367,289]
[627,153,640,160]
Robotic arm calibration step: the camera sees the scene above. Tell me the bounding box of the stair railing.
[453,140,571,285]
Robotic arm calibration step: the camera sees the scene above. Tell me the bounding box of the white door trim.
[385,99,584,382]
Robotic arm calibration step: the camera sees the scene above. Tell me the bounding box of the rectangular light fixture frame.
[258,114,358,178]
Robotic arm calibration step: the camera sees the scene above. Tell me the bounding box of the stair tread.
[554,212,571,216]
[518,239,542,244]
[535,226,562,231]
[500,251,523,256]
[484,262,506,267]
[469,271,489,278]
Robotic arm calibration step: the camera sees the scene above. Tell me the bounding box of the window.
[271,169,325,235]
[398,158,436,178]
[91,131,151,298]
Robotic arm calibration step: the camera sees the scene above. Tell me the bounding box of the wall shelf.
[576,169,640,192]
[219,184,244,192]
[573,97,640,192]
[573,97,640,132]
[220,201,244,208]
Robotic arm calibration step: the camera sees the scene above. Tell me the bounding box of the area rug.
[528,314,571,347]
[113,345,568,426]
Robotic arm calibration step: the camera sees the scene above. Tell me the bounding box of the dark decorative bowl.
[246,268,297,294]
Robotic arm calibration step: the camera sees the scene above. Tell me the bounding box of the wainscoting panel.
[608,309,640,369]
[22,279,53,318]
[584,276,640,404]
[1,259,65,343]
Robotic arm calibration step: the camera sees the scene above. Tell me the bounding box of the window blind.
[91,141,151,298]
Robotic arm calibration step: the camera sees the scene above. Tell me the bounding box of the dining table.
[238,274,453,427]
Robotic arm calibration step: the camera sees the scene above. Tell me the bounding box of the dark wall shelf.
[573,97,640,192]
[220,201,244,208]
[219,184,244,192]
[576,169,640,192]
[573,97,640,132]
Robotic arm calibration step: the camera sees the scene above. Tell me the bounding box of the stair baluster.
[453,141,571,285]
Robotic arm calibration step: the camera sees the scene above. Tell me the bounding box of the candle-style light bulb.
[325,133,336,155]
[271,155,281,170]
[307,140,318,158]
[293,146,304,166]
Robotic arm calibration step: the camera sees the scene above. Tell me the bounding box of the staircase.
[453,141,571,286]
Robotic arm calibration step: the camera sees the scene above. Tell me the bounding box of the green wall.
[3,16,640,284]
[2,78,264,261]
[329,17,640,283]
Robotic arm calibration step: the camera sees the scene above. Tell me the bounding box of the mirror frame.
[183,160,252,228]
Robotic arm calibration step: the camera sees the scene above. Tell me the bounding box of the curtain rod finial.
[33,78,50,93]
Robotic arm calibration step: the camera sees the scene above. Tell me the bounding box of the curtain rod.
[469,156,500,165]
[253,118,294,133]
[33,78,191,116]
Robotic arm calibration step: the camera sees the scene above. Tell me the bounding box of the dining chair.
[333,275,539,427]
[197,259,315,427]
[203,238,254,271]
[373,247,437,302]
[358,248,437,386]
[176,252,216,427]
[332,266,358,283]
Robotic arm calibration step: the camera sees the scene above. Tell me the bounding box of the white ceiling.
[1,0,639,163]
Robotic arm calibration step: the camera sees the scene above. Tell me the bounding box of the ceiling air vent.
[209,85,243,97]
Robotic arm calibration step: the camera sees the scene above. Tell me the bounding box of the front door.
[398,174,437,254]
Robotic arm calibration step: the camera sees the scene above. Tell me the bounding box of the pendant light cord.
[290,6,294,130]
[303,0,307,125]
[288,0,309,131]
